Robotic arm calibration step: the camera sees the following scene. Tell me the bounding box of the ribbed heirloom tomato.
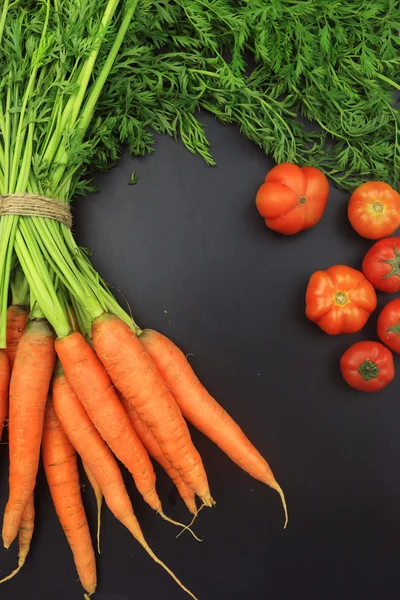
[255,162,329,235]
[348,182,400,239]
[340,341,395,392]
[305,265,377,335]
[377,298,400,354]
[362,236,400,293]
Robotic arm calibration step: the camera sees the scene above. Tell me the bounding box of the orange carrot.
[0,312,34,583]
[119,394,197,516]
[0,350,10,443]
[52,365,197,600]
[82,461,102,554]
[0,495,34,584]
[5,305,29,370]
[2,319,55,548]
[141,328,288,526]
[55,335,175,522]
[92,313,213,507]
[42,397,96,596]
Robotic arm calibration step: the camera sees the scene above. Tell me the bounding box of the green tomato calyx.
[358,359,380,381]
[387,319,400,336]
[381,244,400,279]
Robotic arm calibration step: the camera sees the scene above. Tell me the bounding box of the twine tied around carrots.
[0,194,72,228]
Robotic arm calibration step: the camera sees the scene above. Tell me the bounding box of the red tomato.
[255,162,329,235]
[362,236,400,292]
[377,298,400,354]
[340,341,394,392]
[348,181,400,239]
[305,265,377,335]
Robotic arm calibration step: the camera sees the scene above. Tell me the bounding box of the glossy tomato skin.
[340,341,394,392]
[377,298,400,354]
[348,181,400,240]
[305,265,377,335]
[255,162,329,235]
[362,236,400,293]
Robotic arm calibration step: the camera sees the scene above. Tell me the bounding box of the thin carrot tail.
[0,495,34,583]
[268,479,288,528]
[176,503,206,541]
[82,461,102,554]
[157,509,202,543]
[140,539,198,600]
[119,511,198,599]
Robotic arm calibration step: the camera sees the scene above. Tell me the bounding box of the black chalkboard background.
[0,113,399,599]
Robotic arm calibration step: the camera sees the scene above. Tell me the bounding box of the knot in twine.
[0,194,72,228]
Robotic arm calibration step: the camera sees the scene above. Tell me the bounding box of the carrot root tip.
[269,480,288,529]
[140,539,198,600]
[201,494,215,508]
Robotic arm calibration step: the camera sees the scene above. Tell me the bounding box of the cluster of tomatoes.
[255,162,400,393]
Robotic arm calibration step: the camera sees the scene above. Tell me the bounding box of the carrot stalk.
[119,393,198,516]
[3,319,55,548]
[52,365,198,599]
[82,461,102,554]
[42,397,96,595]
[141,328,288,527]
[0,495,34,584]
[92,313,214,507]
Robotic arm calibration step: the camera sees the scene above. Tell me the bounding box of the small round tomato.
[348,181,400,239]
[362,236,400,292]
[377,298,400,354]
[255,162,329,235]
[305,265,377,335]
[340,341,394,392]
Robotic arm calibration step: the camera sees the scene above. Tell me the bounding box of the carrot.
[92,313,213,507]
[55,335,181,526]
[0,312,34,583]
[0,495,34,584]
[5,305,29,370]
[42,396,96,597]
[52,365,198,600]
[82,461,102,554]
[141,328,288,526]
[2,319,55,548]
[119,393,197,516]
[0,350,10,443]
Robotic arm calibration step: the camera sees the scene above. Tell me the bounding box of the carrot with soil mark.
[5,305,29,370]
[55,334,186,527]
[92,313,214,508]
[119,393,199,519]
[141,328,288,526]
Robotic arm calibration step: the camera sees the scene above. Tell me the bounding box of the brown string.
[0,194,72,228]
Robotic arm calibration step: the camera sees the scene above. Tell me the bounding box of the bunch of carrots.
[0,1,286,597]
[0,270,287,598]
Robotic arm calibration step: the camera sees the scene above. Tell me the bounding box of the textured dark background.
[0,113,400,599]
